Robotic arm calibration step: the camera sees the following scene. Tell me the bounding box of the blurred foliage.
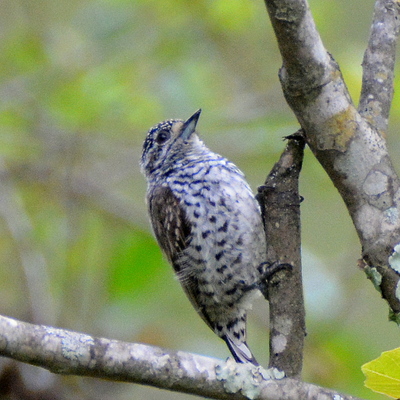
[0,0,399,399]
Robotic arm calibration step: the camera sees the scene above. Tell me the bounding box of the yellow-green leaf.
[362,348,400,398]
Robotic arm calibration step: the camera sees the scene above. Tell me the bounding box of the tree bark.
[0,314,363,400]
[0,1,399,399]
[264,0,400,319]
[257,135,306,378]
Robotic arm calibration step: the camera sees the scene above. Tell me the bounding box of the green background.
[0,0,398,398]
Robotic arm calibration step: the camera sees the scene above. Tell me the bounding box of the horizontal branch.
[0,314,363,400]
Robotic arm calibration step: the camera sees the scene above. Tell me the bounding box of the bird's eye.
[156,130,170,144]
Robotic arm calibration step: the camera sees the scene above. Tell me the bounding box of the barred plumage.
[140,109,268,364]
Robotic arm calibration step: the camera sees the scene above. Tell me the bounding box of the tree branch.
[264,0,332,94]
[257,135,306,378]
[264,0,400,318]
[0,314,364,400]
[359,0,400,133]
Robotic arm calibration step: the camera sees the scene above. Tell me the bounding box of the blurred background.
[0,0,398,398]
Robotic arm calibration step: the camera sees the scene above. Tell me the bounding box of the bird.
[140,109,270,365]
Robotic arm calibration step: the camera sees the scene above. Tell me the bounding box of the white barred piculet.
[140,109,273,365]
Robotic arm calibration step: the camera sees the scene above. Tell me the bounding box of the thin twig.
[257,133,306,378]
[359,0,400,134]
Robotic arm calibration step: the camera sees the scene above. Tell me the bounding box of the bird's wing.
[148,185,190,267]
[148,185,213,328]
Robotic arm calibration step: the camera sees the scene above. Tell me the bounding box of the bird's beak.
[180,109,202,140]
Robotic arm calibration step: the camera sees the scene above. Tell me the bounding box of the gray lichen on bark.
[264,0,400,318]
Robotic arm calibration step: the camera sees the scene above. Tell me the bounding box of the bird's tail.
[223,335,259,365]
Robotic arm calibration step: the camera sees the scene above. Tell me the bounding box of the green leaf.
[362,348,400,398]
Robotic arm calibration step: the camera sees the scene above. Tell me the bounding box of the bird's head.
[140,109,202,177]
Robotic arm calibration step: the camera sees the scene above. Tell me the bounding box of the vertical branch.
[263,0,400,318]
[359,0,400,133]
[257,134,305,378]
